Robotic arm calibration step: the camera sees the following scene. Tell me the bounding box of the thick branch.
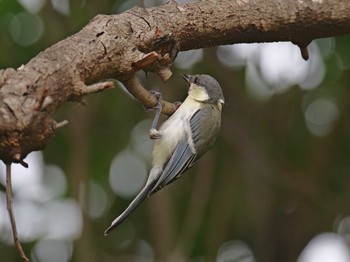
[1,0,350,163]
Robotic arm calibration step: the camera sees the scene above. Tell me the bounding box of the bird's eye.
[193,77,199,84]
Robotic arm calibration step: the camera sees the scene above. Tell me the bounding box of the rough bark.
[0,0,350,163]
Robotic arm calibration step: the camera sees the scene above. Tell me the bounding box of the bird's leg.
[149,91,164,139]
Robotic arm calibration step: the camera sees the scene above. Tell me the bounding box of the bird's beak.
[181,74,191,83]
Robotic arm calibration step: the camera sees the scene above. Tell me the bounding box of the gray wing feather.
[161,143,197,186]
[190,109,201,145]
[150,106,220,194]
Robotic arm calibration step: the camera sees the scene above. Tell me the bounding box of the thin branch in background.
[5,163,30,262]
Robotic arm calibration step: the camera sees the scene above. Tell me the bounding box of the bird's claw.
[149,128,163,139]
[144,90,162,111]
[150,90,162,100]
[173,101,182,110]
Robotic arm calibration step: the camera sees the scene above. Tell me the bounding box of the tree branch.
[122,76,177,116]
[0,0,350,163]
[5,163,30,262]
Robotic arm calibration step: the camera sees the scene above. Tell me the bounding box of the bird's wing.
[149,109,202,194]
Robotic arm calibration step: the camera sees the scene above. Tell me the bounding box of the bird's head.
[182,74,225,107]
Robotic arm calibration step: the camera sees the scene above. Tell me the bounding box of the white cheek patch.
[218,99,225,111]
[189,84,210,102]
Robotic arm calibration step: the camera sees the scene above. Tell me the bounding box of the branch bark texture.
[0,0,350,163]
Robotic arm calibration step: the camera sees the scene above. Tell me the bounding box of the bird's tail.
[104,179,157,235]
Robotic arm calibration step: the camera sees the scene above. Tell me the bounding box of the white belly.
[151,97,201,168]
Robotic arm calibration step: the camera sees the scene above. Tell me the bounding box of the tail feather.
[104,179,156,235]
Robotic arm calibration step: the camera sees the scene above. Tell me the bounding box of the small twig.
[76,81,115,95]
[132,51,160,71]
[13,154,29,168]
[122,75,177,117]
[55,120,69,129]
[299,45,309,60]
[156,67,173,82]
[292,40,311,61]
[5,163,30,262]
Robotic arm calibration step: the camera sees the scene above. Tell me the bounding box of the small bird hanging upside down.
[105,74,225,235]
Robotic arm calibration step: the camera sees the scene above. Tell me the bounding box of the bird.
[104,74,224,235]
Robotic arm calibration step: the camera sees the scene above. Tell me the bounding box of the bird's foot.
[144,90,162,111]
[149,128,163,139]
